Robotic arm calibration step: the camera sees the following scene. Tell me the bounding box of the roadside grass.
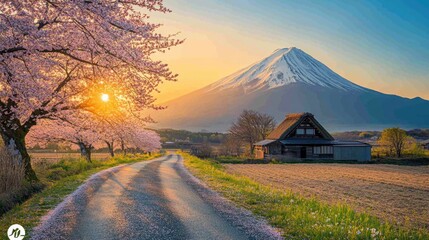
[373,157,429,166]
[182,152,429,240]
[216,155,429,166]
[0,153,161,239]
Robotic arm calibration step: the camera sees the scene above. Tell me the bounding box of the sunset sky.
[151,0,429,102]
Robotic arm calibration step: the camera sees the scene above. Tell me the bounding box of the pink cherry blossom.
[27,113,162,162]
[0,1,181,179]
[27,116,101,162]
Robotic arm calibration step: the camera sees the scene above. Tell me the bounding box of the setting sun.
[101,93,109,102]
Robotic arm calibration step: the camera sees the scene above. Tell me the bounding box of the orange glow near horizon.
[148,1,429,104]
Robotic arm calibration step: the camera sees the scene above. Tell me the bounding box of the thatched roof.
[266,112,334,140]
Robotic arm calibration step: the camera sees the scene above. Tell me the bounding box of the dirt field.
[224,164,429,229]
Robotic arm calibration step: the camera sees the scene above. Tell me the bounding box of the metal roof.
[279,139,370,146]
[331,140,371,146]
[254,139,277,146]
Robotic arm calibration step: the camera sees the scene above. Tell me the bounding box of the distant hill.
[154,129,226,144]
[150,47,429,132]
[332,129,429,142]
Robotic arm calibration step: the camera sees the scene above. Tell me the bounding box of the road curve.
[32,154,282,240]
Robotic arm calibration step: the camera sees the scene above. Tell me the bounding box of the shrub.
[190,142,213,158]
[405,142,426,157]
[0,182,44,216]
[46,158,101,180]
[270,158,280,164]
[46,168,68,181]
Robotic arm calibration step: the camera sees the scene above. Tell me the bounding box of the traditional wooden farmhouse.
[254,113,371,161]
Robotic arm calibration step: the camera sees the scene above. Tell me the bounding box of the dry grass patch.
[0,147,45,217]
[30,152,111,165]
[0,147,25,193]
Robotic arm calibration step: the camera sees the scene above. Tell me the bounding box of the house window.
[296,128,305,135]
[313,146,333,154]
[306,128,315,135]
[314,146,320,154]
[323,146,333,154]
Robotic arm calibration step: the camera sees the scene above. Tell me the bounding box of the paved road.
[32,154,282,240]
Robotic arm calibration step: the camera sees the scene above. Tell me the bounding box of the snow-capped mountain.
[150,48,429,132]
[208,47,365,93]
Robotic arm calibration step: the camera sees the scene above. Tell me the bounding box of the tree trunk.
[120,139,127,155]
[108,146,114,157]
[105,141,114,157]
[78,142,92,163]
[249,141,255,155]
[1,129,38,181]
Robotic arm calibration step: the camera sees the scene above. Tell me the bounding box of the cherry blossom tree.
[128,128,161,154]
[27,119,100,162]
[92,117,120,157]
[0,0,182,179]
[99,126,117,157]
[28,112,162,161]
[103,118,161,155]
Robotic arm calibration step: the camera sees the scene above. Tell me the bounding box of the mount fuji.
[207,47,365,93]
[151,47,429,132]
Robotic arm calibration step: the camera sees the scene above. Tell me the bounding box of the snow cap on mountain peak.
[274,46,296,52]
[208,47,366,93]
[271,47,299,57]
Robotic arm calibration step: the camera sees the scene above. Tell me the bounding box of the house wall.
[254,146,264,159]
[269,143,282,155]
[274,145,335,159]
[258,144,372,161]
[307,145,334,159]
[305,147,312,158]
[254,142,282,159]
[282,146,302,158]
[333,146,371,161]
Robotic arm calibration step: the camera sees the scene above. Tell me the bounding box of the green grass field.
[182,152,429,240]
[0,153,161,239]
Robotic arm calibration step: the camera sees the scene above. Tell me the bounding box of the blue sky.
[151,0,429,101]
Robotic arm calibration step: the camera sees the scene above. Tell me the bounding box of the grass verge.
[182,152,429,240]
[0,153,161,239]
